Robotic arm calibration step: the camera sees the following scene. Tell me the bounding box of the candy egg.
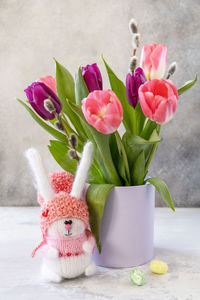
[130,268,145,286]
[150,260,168,274]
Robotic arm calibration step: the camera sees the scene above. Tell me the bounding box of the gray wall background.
[0,0,199,206]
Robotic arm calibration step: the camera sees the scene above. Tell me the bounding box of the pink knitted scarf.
[46,232,87,257]
[33,229,95,258]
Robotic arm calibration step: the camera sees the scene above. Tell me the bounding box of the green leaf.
[126,130,162,145]
[49,140,105,184]
[88,162,107,184]
[55,59,75,105]
[178,74,197,96]
[49,118,57,125]
[61,114,75,134]
[118,157,129,185]
[55,60,88,140]
[75,66,89,105]
[68,100,122,185]
[141,119,157,139]
[86,184,115,252]
[122,132,146,169]
[109,133,120,167]
[145,125,161,172]
[102,55,135,133]
[145,177,175,211]
[109,134,129,185]
[131,150,145,185]
[134,102,146,135]
[64,99,88,141]
[55,60,87,140]
[114,131,131,184]
[48,140,77,174]
[17,99,68,144]
[122,129,161,171]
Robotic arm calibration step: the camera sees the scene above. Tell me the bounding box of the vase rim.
[113,182,152,189]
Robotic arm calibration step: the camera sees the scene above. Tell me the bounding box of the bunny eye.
[64,220,72,225]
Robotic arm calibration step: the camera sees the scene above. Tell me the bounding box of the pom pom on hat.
[49,171,74,194]
[38,171,75,205]
[38,171,89,233]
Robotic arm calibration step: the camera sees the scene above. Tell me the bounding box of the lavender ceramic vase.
[93,183,155,268]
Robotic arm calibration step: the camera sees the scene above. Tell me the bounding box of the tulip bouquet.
[18,19,197,251]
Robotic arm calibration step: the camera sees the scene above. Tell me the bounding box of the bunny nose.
[65,224,72,230]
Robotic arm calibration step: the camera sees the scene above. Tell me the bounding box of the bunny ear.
[70,141,94,199]
[25,148,55,203]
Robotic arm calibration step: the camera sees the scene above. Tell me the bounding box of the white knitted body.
[40,218,96,282]
[41,253,96,281]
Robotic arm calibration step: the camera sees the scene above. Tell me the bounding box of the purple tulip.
[126,67,146,108]
[24,82,62,120]
[81,63,103,92]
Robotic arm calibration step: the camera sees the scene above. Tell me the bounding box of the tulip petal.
[81,63,103,92]
[154,98,177,124]
[24,82,62,120]
[140,44,167,80]
[139,79,178,124]
[91,63,103,90]
[150,45,167,79]
[32,85,55,120]
[139,89,153,119]
[82,89,123,134]
[38,76,57,95]
[166,79,179,99]
[126,68,146,108]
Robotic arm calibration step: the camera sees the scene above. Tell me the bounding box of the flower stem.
[115,131,131,184]
[145,124,161,172]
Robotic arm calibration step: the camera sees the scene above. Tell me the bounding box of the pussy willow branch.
[54,111,80,162]
[55,112,69,138]
[132,48,137,56]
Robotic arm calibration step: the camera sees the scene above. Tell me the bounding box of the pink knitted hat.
[32,172,89,257]
[40,192,89,235]
[38,171,89,235]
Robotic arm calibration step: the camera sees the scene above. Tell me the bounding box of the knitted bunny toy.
[26,142,96,282]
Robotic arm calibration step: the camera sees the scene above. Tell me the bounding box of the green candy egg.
[130,268,145,286]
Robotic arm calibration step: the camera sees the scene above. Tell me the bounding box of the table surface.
[0,207,200,300]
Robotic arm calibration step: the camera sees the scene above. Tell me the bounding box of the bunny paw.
[85,261,96,277]
[46,246,59,259]
[41,263,62,283]
[83,241,93,254]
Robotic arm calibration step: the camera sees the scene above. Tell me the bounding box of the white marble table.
[0,207,200,300]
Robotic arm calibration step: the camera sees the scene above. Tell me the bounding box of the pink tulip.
[138,79,178,124]
[140,44,168,80]
[82,90,123,134]
[38,75,57,95]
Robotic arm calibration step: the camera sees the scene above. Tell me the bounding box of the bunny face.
[47,218,85,238]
